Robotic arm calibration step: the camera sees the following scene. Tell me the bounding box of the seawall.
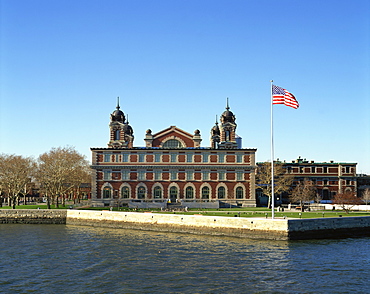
[0,210,67,224]
[1,210,370,240]
[66,210,289,240]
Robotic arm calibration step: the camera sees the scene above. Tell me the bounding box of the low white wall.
[66,210,287,230]
[322,204,370,211]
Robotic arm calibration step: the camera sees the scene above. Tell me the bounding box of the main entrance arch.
[169,186,178,202]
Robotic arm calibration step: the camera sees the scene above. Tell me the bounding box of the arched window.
[225,130,230,141]
[154,186,162,199]
[322,189,330,200]
[170,186,178,201]
[121,186,130,199]
[103,187,112,199]
[201,186,210,199]
[114,130,120,140]
[218,186,225,199]
[137,186,146,199]
[163,139,183,148]
[185,186,194,199]
[236,187,244,199]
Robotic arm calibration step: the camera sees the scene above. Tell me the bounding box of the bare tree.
[35,146,90,208]
[332,191,362,214]
[0,154,36,209]
[256,162,293,208]
[290,178,317,212]
[362,188,370,210]
[69,165,92,204]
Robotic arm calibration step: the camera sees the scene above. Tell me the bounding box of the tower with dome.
[90,98,257,208]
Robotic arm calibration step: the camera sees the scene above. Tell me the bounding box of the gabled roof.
[152,126,193,140]
[151,126,195,148]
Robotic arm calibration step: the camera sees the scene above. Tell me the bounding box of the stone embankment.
[0,210,67,224]
[2,210,370,240]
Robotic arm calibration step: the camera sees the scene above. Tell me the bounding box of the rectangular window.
[103,171,111,180]
[122,153,129,163]
[202,171,210,181]
[170,171,177,180]
[345,166,350,173]
[323,166,328,173]
[122,170,129,180]
[154,170,161,180]
[311,166,316,173]
[138,171,145,180]
[104,154,111,162]
[186,153,193,163]
[155,153,161,163]
[139,154,145,162]
[219,153,225,163]
[186,171,193,181]
[218,171,225,181]
[203,153,209,163]
[236,171,243,181]
[114,154,119,162]
[236,154,243,163]
[171,153,177,163]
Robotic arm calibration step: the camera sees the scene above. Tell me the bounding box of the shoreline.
[1,209,370,240]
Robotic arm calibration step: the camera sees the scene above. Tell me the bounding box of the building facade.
[90,100,257,208]
[256,157,358,205]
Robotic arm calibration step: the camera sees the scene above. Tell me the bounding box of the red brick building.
[90,100,257,208]
[256,157,357,205]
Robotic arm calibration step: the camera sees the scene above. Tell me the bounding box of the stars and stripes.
[272,84,299,109]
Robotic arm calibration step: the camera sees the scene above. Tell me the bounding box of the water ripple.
[0,224,369,293]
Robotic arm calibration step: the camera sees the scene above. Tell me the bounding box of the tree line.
[0,146,91,209]
[1,151,368,211]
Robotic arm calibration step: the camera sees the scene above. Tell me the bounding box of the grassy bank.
[2,204,370,219]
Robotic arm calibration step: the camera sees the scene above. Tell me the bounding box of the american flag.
[272,85,299,109]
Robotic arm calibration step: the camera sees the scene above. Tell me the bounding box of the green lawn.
[0,204,70,210]
[155,210,370,219]
[1,204,370,219]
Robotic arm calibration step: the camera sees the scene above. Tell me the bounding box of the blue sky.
[1,0,369,173]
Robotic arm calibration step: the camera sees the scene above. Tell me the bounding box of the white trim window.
[122,153,129,163]
[103,171,111,180]
[122,170,129,180]
[170,171,177,180]
[185,186,194,199]
[154,170,162,180]
[170,153,177,163]
[236,186,244,199]
[218,171,225,181]
[186,171,193,181]
[104,154,111,162]
[153,186,162,199]
[154,153,161,163]
[139,154,145,163]
[103,186,112,199]
[217,186,226,199]
[121,186,130,198]
[236,171,243,181]
[138,171,146,180]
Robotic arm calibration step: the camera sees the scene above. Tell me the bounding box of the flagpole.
[270,80,275,219]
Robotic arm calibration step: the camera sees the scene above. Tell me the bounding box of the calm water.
[0,224,369,293]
